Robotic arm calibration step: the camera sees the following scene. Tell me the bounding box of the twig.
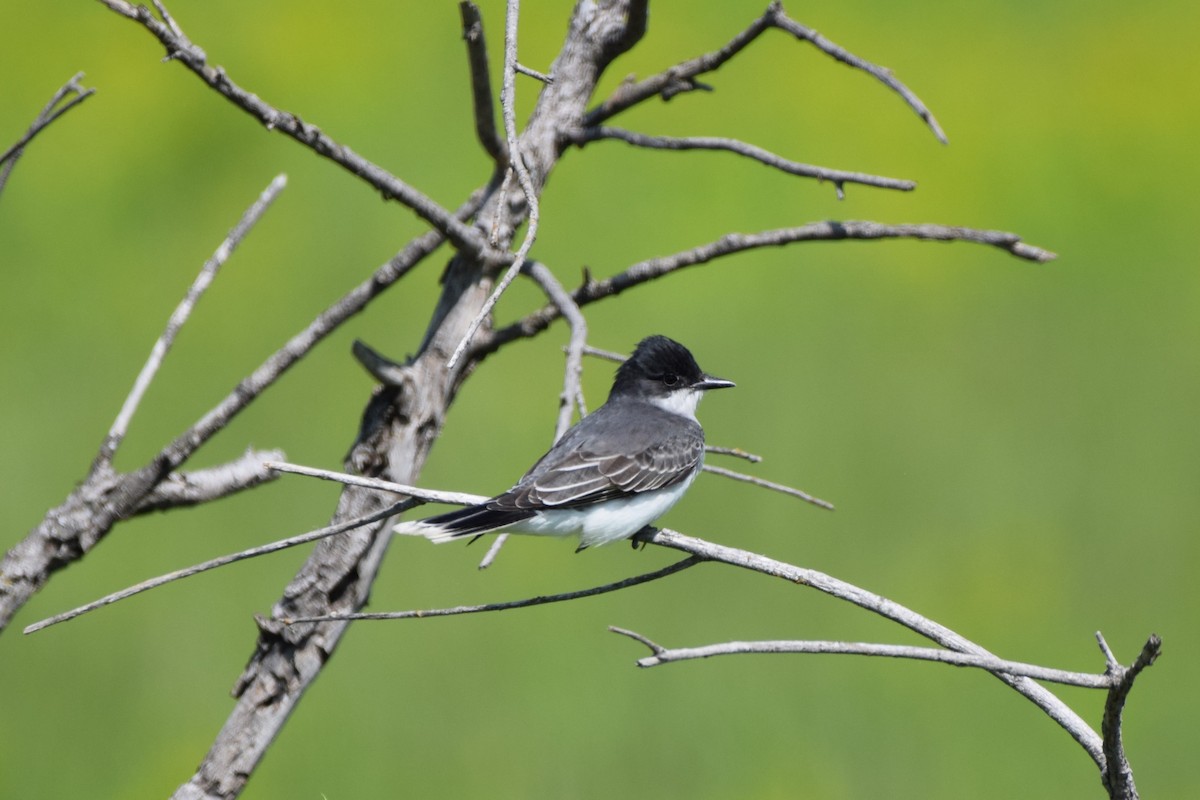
[98,174,287,465]
[280,556,704,624]
[264,460,486,507]
[641,527,1106,768]
[1099,632,1160,799]
[611,630,1113,688]
[479,220,1056,357]
[769,5,947,144]
[0,73,95,196]
[524,262,588,440]
[448,0,542,369]
[584,3,945,144]
[95,0,497,262]
[577,127,916,198]
[514,63,553,84]
[471,267,588,570]
[585,5,774,125]
[582,344,626,363]
[133,448,286,513]
[705,445,762,463]
[23,501,410,635]
[702,464,833,510]
[460,1,506,166]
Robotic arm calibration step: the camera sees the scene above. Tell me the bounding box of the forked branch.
[0,72,95,198]
[585,2,946,144]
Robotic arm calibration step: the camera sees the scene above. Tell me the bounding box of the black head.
[610,335,734,400]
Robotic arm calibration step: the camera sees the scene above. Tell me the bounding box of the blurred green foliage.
[2,1,1197,798]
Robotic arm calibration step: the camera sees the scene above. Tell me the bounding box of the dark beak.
[694,374,735,391]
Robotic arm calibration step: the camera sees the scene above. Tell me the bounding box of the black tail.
[413,504,536,541]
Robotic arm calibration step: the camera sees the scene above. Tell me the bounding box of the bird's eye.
[662,373,680,387]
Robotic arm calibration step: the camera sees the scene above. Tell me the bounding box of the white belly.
[510,469,698,548]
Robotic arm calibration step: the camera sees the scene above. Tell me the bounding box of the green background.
[2,1,1196,797]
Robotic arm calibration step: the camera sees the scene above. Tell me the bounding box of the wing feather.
[489,401,704,512]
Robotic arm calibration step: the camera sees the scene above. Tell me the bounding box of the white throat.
[649,388,703,420]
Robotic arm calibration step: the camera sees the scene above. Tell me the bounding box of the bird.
[394,335,734,551]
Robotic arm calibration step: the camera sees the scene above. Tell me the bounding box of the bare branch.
[448,0,541,369]
[479,220,1056,356]
[612,631,1112,688]
[477,262,587,572]
[525,262,588,439]
[99,174,287,465]
[641,527,1107,768]
[585,4,775,124]
[576,126,916,198]
[705,445,762,463]
[280,556,704,624]
[514,63,553,84]
[23,501,410,635]
[264,460,486,507]
[133,448,287,513]
[1099,633,1161,800]
[460,1,507,166]
[0,73,95,197]
[582,344,626,363]
[585,3,945,144]
[95,0,497,261]
[701,463,833,510]
[769,5,947,144]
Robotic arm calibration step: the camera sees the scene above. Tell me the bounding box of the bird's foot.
[630,525,659,550]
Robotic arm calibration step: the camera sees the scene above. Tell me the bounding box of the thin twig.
[460,1,507,166]
[705,445,762,463]
[23,501,411,635]
[264,461,486,507]
[479,220,1056,357]
[611,630,1113,688]
[584,3,946,144]
[0,73,95,196]
[98,174,287,465]
[473,273,590,572]
[582,344,626,363]
[280,556,704,624]
[95,0,497,262]
[448,0,541,369]
[515,63,553,84]
[642,527,1106,768]
[769,5,947,144]
[585,5,775,125]
[525,262,588,440]
[578,127,916,198]
[702,463,833,510]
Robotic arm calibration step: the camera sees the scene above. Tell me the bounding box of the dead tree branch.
[99,174,287,465]
[132,449,287,514]
[280,556,704,624]
[574,126,916,198]
[639,526,1113,769]
[610,629,1113,688]
[459,1,506,167]
[8,2,1128,798]
[0,72,95,198]
[584,2,945,144]
[1099,633,1161,800]
[479,221,1055,358]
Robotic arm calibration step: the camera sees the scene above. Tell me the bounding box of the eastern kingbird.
[395,335,733,550]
